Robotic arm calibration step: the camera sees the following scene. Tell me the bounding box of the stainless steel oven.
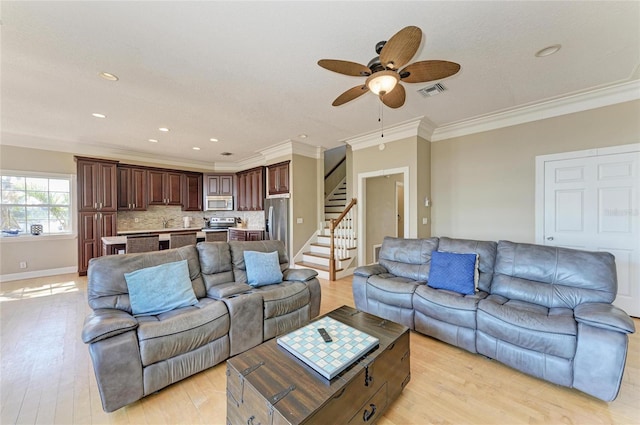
[205,195,233,211]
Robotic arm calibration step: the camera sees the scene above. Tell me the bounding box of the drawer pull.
[363,404,377,422]
[333,387,346,399]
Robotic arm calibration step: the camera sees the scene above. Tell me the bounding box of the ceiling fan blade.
[381,83,406,109]
[379,26,422,70]
[318,59,371,76]
[332,85,369,106]
[400,60,461,83]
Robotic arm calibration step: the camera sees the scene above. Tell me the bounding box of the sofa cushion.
[196,242,236,291]
[438,237,497,293]
[229,240,288,284]
[492,240,617,309]
[477,295,577,359]
[88,245,206,313]
[249,281,310,319]
[367,274,420,309]
[378,236,438,281]
[125,260,198,317]
[427,251,477,295]
[244,250,283,287]
[137,298,229,366]
[413,285,488,329]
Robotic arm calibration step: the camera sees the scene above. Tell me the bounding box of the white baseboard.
[0,266,78,283]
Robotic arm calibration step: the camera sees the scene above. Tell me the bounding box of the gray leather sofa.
[82,240,320,412]
[353,236,635,402]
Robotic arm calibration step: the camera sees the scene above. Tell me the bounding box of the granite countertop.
[229,227,265,231]
[117,227,203,235]
[103,231,206,245]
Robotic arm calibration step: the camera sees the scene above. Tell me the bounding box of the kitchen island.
[102,228,206,255]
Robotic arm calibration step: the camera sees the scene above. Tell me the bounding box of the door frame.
[534,143,640,244]
[395,181,404,237]
[357,167,410,266]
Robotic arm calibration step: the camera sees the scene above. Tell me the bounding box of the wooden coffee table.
[226,305,410,425]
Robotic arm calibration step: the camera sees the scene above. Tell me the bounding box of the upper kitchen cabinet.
[117,166,147,211]
[267,161,290,196]
[76,156,118,212]
[205,174,234,196]
[182,172,203,211]
[236,166,265,211]
[148,170,183,206]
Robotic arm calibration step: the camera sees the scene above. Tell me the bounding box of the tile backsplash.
[117,205,265,231]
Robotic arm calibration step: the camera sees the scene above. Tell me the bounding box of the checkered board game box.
[276,316,379,380]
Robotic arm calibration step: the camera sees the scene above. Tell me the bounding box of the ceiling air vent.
[417,83,446,98]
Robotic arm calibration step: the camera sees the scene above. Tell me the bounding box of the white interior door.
[542,150,640,317]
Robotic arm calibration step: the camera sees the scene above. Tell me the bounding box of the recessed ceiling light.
[298,133,308,139]
[148,139,158,143]
[192,147,201,151]
[98,72,119,81]
[210,138,219,142]
[159,127,170,132]
[92,113,106,118]
[535,44,561,57]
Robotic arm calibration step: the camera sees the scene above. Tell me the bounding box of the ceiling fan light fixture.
[366,70,399,96]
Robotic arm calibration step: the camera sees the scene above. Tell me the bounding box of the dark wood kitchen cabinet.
[75,156,119,275]
[236,166,265,211]
[77,157,118,212]
[205,174,234,196]
[182,172,203,211]
[148,170,183,206]
[267,160,290,196]
[228,229,264,241]
[117,166,147,211]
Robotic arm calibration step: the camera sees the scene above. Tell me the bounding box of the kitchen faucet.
[161,217,171,228]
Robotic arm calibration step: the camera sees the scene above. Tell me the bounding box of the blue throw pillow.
[124,259,198,316]
[428,251,477,295]
[244,250,283,287]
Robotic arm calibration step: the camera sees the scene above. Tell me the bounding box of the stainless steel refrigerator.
[264,197,290,258]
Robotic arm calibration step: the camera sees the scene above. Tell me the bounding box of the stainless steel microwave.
[205,195,234,211]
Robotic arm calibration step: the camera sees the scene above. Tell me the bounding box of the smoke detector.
[417,83,447,98]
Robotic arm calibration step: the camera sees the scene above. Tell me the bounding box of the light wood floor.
[1,273,638,424]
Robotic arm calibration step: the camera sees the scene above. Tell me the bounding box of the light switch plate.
[296,217,303,224]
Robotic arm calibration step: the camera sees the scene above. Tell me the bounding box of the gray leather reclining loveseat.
[353,236,635,402]
[82,240,320,412]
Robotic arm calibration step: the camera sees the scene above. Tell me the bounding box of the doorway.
[536,144,640,317]
[358,167,410,265]
[396,182,404,238]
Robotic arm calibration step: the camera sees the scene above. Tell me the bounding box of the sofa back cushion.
[229,240,288,283]
[378,237,439,282]
[438,237,497,293]
[492,240,617,309]
[196,242,235,290]
[87,245,206,313]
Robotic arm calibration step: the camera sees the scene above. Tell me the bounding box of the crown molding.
[260,139,323,161]
[345,117,425,151]
[431,79,640,141]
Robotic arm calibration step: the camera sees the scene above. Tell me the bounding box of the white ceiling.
[2,1,639,170]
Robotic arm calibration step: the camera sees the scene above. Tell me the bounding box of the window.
[1,172,73,236]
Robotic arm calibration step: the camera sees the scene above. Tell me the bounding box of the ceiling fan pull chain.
[379,101,384,138]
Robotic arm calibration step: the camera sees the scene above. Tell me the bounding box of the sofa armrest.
[82,309,138,344]
[574,303,636,334]
[354,264,387,278]
[282,268,318,282]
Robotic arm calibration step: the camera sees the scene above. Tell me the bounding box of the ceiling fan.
[318,26,460,109]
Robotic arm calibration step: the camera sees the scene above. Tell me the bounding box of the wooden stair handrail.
[329,198,357,281]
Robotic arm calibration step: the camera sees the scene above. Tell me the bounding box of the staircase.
[296,180,357,280]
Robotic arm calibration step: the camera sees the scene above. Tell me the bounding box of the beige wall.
[366,174,403,263]
[0,146,78,277]
[290,154,319,256]
[431,100,640,242]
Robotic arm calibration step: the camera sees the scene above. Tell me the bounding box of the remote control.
[317,328,332,343]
